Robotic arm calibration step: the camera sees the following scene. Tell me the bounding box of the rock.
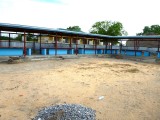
[98,96,104,100]
[8,57,23,64]
[155,59,160,64]
[33,104,96,120]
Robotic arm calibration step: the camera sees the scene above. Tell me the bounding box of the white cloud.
[0,0,160,35]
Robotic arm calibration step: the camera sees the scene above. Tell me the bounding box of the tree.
[67,26,82,32]
[15,33,38,41]
[90,21,127,36]
[15,34,22,41]
[0,35,16,40]
[90,21,127,44]
[27,33,37,41]
[137,25,160,35]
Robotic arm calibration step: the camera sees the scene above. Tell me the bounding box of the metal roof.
[0,23,160,40]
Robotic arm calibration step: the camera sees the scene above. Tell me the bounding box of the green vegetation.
[67,26,82,32]
[16,33,38,41]
[137,25,160,35]
[0,33,38,41]
[0,36,14,40]
[89,20,127,44]
[90,21,127,36]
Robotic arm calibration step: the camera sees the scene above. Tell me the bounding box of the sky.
[0,0,160,35]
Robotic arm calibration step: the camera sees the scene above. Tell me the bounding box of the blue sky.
[0,0,160,35]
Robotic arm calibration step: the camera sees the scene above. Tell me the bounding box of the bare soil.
[0,57,160,120]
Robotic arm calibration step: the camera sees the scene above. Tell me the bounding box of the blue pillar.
[68,49,74,54]
[126,50,142,56]
[144,51,150,57]
[115,50,118,54]
[121,50,125,55]
[49,49,68,55]
[126,50,135,56]
[136,51,142,56]
[27,48,31,56]
[78,49,84,54]
[97,49,102,54]
[41,49,47,55]
[85,49,95,54]
[158,52,160,58]
[105,49,111,54]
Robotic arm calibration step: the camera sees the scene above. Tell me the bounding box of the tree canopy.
[90,21,127,36]
[15,33,37,41]
[137,25,160,35]
[0,36,13,40]
[67,26,82,32]
[90,21,127,44]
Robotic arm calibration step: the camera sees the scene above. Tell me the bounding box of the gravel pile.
[33,104,96,120]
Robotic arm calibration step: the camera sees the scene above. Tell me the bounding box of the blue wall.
[78,49,96,54]
[97,49,103,54]
[0,48,23,56]
[136,51,142,56]
[78,49,84,54]
[120,50,126,55]
[105,49,118,54]
[126,50,142,56]
[85,49,96,54]
[49,49,68,55]
[79,49,120,55]
[144,51,150,57]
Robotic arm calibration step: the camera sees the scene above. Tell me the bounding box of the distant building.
[38,36,103,45]
[126,39,159,47]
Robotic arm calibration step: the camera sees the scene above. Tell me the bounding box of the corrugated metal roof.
[0,23,111,39]
[110,36,160,39]
[0,23,160,40]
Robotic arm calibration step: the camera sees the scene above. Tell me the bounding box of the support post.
[84,39,85,54]
[137,40,140,50]
[158,40,160,52]
[69,37,72,48]
[111,42,113,54]
[120,40,122,54]
[135,40,138,56]
[33,35,36,54]
[95,39,97,55]
[24,31,26,57]
[9,33,11,47]
[0,31,1,47]
[39,33,41,54]
[76,37,78,55]
[134,40,136,56]
[69,37,72,54]
[105,41,108,54]
[55,34,57,56]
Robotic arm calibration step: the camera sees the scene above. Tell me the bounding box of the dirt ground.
[0,57,160,120]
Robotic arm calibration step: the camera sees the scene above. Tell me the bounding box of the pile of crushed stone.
[33,104,96,120]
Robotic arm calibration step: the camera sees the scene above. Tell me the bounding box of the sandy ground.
[0,57,160,120]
